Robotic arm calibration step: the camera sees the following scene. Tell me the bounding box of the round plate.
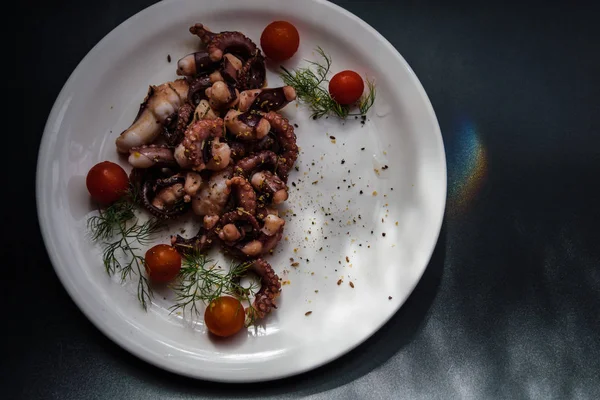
[36,0,446,382]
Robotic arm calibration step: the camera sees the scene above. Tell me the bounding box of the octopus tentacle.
[181,118,225,170]
[237,53,266,91]
[187,74,212,106]
[218,216,285,258]
[171,226,214,255]
[227,176,257,215]
[227,135,275,160]
[176,52,219,77]
[189,24,259,62]
[218,210,261,231]
[216,211,261,248]
[116,79,189,153]
[163,102,194,146]
[238,86,296,112]
[128,144,177,168]
[224,110,270,141]
[141,172,190,219]
[260,214,286,237]
[234,258,281,324]
[262,111,298,182]
[256,205,278,221]
[251,170,288,204]
[238,228,284,257]
[234,150,278,176]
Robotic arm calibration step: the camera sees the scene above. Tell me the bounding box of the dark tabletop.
[8,0,600,398]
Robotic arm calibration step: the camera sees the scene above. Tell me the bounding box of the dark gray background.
[7,0,600,398]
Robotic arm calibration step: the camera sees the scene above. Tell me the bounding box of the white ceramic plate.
[36,0,446,382]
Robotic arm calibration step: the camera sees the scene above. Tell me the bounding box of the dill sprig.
[87,191,137,241]
[87,188,163,311]
[170,252,261,326]
[280,47,376,119]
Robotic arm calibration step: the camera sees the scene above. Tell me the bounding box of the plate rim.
[36,0,446,382]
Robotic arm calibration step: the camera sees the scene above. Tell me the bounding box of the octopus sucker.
[116,79,189,153]
[128,144,177,169]
[233,258,281,324]
[189,23,259,62]
[262,111,298,182]
[224,110,270,141]
[238,86,296,112]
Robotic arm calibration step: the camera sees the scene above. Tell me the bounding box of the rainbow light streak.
[448,119,488,214]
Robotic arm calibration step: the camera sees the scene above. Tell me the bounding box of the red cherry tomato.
[86,161,129,204]
[328,70,365,105]
[260,21,300,62]
[204,296,245,337]
[144,244,182,283]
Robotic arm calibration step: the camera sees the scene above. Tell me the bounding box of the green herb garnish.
[280,47,376,119]
[87,188,163,310]
[170,251,261,326]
